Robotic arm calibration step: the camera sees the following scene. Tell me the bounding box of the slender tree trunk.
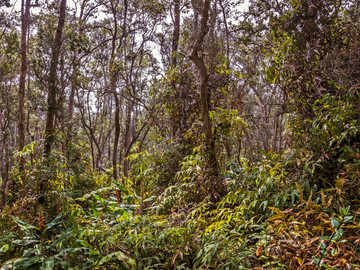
[219,0,230,69]
[44,0,67,157]
[172,0,180,68]
[170,0,181,139]
[190,0,226,201]
[66,2,85,150]
[18,0,31,197]
[0,132,9,209]
[112,91,121,180]
[122,100,133,177]
[110,0,119,180]
[110,0,127,180]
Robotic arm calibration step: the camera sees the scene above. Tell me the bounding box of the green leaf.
[61,247,86,254]
[13,255,43,269]
[89,201,99,217]
[23,248,38,257]
[330,217,341,228]
[331,228,344,241]
[1,258,22,270]
[343,216,353,223]
[55,260,70,270]
[319,236,330,240]
[13,239,40,246]
[75,239,92,248]
[0,244,9,253]
[50,229,72,248]
[44,213,62,232]
[99,251,136,269]
[99,253,115,265]
[320,242,327,250]
[339,206,350,216]
[11,215,38,231]
[321,250,329,256]
[122,211,130,220]
[67,212,78,233]
[42,257,55,270]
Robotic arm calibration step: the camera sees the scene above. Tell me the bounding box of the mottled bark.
[171,0,180,68]
[110,0,127,180]
[18,0,31,197]
[122,100,133,177]
[0,131,9,209]
[44,0,67,156]
[189,0,226,201]
[170,0,181,139]
[112,91,121,180]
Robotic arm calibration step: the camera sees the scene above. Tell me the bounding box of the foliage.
[1,0,360,269]
[285,93,360,203]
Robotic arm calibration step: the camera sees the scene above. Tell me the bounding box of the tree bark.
[66,1,86,149]
[18,0,31,197]
[112,91,121,179]
[122,100,133,177]
[44,0,67,157]
[171,0,180,68]
[110,0,127,180]
[170,0,181,139]
[189,0,226,201]
[0,131,10,209]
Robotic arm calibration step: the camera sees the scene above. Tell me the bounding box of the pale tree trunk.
[170,0,181,139]
[112,91,121,180]
[110,0,127,180]
[44,0,67,156]
[122,100,133,177]
[219,0,230,69]
[0,130,10,209]
[18,0,31,197]
[42,0,67,193]
[66,1,86,149]
[172,0,180,68]
[190,0,226,202]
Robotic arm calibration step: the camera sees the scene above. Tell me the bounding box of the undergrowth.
[1,93,360,269]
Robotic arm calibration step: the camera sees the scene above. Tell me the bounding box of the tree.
[42,0,67,195]
[108,0,128,180]
[44,0,67,156]
[18,0,31,197]
[189,0,226,201]
[0,17,19,208]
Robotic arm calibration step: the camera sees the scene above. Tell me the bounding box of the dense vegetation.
[1,0,360,269]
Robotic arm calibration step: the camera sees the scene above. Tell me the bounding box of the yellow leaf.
[268,207,282,214]
[256,244,264,257]
[321,189,326,207]
[307,190,313,206]
[295,182,303,202]
[295,257,303,266]
[326,196,333,208]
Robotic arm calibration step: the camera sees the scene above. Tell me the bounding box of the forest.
[0,0,360,269]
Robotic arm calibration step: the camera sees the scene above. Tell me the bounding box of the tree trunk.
[66,2,85,150]
[0,132,10,209]
[44,0,67,157]
[170,0,181,139]
[171,0,180,68]
[122,100,133,177]
[189,0,226,202]
[18,0,31,197]
[110,0,127,180]
[112,91,121,180]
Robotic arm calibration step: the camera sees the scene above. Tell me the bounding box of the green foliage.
[1,213,75,269]
[285,93,360,203]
